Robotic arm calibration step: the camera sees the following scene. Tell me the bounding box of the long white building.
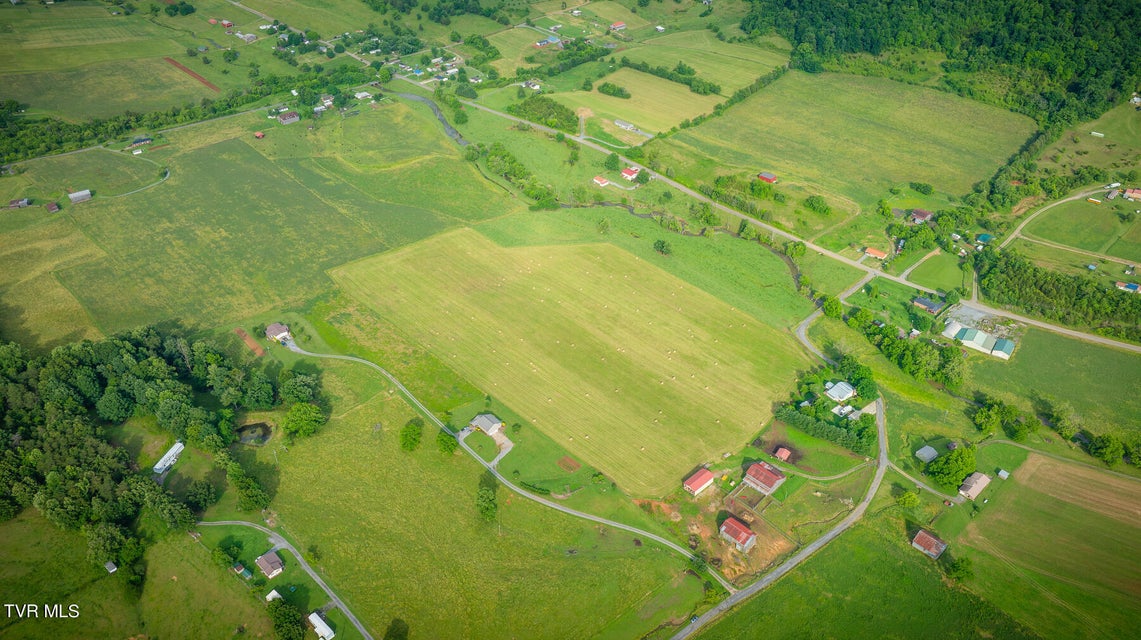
[153,441,184,474]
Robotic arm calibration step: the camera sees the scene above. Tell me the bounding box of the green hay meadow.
[1024,198,1141,263]
[553,68,724,134]
[620,31,788,94]
[907,251,968,292]
[654,71,1036,207]
[1037,103,1141,179]
[331,228,811,495]
[489,26,559,76]
[964,328,1141,435]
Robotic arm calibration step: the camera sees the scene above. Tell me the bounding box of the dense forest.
[741,0,1141,129]
[975,250,1141,342]
[0,327,320,586]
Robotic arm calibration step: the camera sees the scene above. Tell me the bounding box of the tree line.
[618,58,723,96]
[469,141,559,209]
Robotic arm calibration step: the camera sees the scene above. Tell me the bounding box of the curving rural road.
[283,342,738,593]
[999,187,1104,249]
[197,520,375,640]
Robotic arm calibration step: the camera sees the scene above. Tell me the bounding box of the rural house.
[743,461,786,495]
[610,22,626,31]
[614,119,636,131]
[153,441,184,474]
[265,323,292,343]
[255,551,284,579]
[959,472,991,500]
[8,198,30,208]
[719,516,756,552]
[277,111,300,125]
[757,172,778,183]
[683,468,715,496]
[470,413,503,436]
[863,246,887,260]
[909,209,934,224]
[911,297,944,315]
[911,529,947,559]
[824,380,856,404]
[915,445,938,463]
[621,167,641,181]
[308,612,336,640]
[68,190,92,204]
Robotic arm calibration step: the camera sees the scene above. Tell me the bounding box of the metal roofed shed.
[309,612,336,640]
[824,381,855,403]
[915,445,938,463]
[153,441,185,474]
[470,413,503,436]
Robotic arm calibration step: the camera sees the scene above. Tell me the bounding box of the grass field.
[965,328,1141,435]
[954,453,1141,639]
[619,31,787,94]
[753,420,865,477]
[332,228,810,495]
[488,27,559,76]
[1023,198,1141,263]
[653,71,1037,207]
[694,508,1035,639]
[1037,103,1141,179]
[553,68,724,134]
[907,251,968,292]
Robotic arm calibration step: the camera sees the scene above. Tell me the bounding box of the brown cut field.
[1015,454,1141,526]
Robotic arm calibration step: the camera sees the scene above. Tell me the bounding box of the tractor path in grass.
[1000,187,1105,250]
[197,520,374,640]
[281,340,738,593]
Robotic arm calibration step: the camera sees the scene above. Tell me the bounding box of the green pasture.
[954,457,1141,639]
[795,250,865,296]
[761,466,873,544]
[241,365,701,639]
[1006,238,1128,288]
[231,0,380,39]
[197,525,330,614]
[964,328,1141,435]
[752,419,866,477]
[14,147,162,201]
[850,277,929,328]
[579,1,648,30]
[489,27,555,76]
[553,68,723,134]
[620,30,788,94]
[695,508,1034,639]
[1037,102,1141,178]
[1024,197,1141,263]
[653,71,1036,207]
[907,251,968,292]
[331,228,810,495]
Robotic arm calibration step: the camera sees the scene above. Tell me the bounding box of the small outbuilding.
[774,446,791,462]
[912,297,944,315]
[743,461,786,495]
[470,413,503,436]
[593,176,609,187]
[104,561,118,574]
[68,190,93,204]
[683,468,715,496]
[45,202,60,213]
[309,612,336,640]
[959,472,991,501]
[277,111,300,125]
[265,589,283,602]
[254,131,265,139]
[915,445,938,463]
[911,529,947,559]
[255,551,284,579]
[719,516,756,552]
[997,469,1010,480]
[153,441,185,474]
[991,338,1015,360]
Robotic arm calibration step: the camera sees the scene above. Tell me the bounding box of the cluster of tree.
[436,429,458,454]
[267,600,306,640]
[400,417,423,451]
[925,445,976,488]
[975,249,1141,343]
[803,194,831,216]
[358,0,513,26]
[845,306,965,387]
[972,397,1041,442]
[472,142,559,209]
[696,173,785,221]
[739,0,1141,130]
[476,473,498,521]
[463,33,501,67]
[342,22,424,57]
[504,95,576,133]
[776,358,879,455]
[618,58,722,95]
[163,1,196,16]
[1043,399,1138,466]
[653,239,673,255]
[0,64,371,162]
[775,405,875,456]
[597,82,631,99]
[521,41,610,79]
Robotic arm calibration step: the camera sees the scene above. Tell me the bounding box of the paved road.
[670,396,888,640]
[198,520,374,640]
[794,272,874,364]
[284,342,738,593]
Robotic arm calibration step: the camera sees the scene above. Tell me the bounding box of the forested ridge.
[741,0,1141,128]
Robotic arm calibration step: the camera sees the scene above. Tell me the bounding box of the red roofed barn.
[757,172,778,183]
[743,462,786,495]
[683,469,715,496]
[911,529,947,559]
[774,447,791,462]
[719,516,756,552]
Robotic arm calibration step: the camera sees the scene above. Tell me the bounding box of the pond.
[236,422,271,446]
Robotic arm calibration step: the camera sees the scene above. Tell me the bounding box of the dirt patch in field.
[1015,454,1141,526]
[575,107,594,117]
[557,456,581,472]
[717,517,796,582]
[164,57,220,92]
[233,327,265,357]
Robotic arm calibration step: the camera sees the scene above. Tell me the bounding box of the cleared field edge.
[329,228,811,496]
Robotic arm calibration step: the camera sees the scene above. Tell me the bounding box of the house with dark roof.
[683,468,715,496]
[255,551,284,579]
[265,323,291,343]
[742,461,785,495]
[909,209,934,224]
[277,111,300,125]
[912,297,944,315]
[470,413,503,436]
[45,202,60,213]
[8,198,29,209]
[911,529,947,559]
[719,516,756,552]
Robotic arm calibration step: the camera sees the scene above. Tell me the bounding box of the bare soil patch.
[163,57,220,92]
[557,455,581,472]
[233,327,265,357]
[1016,454,1141,526]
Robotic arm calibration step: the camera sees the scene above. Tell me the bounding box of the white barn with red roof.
[743,461,786,495]
[719,516,756,552]
[683,469,715,496]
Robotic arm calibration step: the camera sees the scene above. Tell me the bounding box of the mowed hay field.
[907,251,967,292]
[1024,198,1141,263]
[489,27,556,76]
[958,454,1141,638]
[655,71,1036,205]
[332,229,810,496]
[553,68,723,134]
[620,31,788,94]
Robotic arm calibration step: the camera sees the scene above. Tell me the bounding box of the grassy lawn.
[1005,238,1130,290]
[952,453,1141,639]
[796,250,865,296]
[964,328,1141,436]
[694,507,1035,639]
[331,228,810,496]
[751,419,866,477]
[489,26,556,76]
[619,30,788,94]
[1036,102,1141,180]
[1023,197,1141,263]
[552,68,724,134]
[907,251,968,292]
[849,277,929,328]
[14,147,165,201]
[652,71,1036,207]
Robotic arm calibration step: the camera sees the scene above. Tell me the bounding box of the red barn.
[743,461,786,494]
[911,529,947,559]
[683,469,715,496]
[774,447,791,462]
[757,172,778,183]
[719,517,756,552]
